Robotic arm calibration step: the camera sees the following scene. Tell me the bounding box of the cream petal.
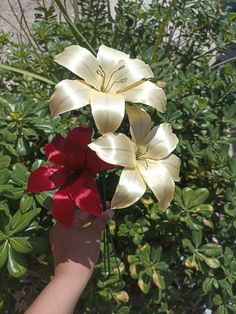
[138,159,175,210]
[49,79,90,116]
[160,154,181,182]
[104,58,153,93]
[126,106,152,146]
[90,90,125,134]
[111,168,146,209]
[54,45,102,90]
[97,44,129,73]
[122,81,167,113]
[143,123,179,160]
[88,133,136,168]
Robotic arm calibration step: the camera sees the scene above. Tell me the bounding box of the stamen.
[103,65,126,92]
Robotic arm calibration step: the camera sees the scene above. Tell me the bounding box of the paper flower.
[27,127,115,227]
[89,107,181,210]
[50,44,167,134]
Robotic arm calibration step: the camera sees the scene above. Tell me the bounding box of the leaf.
[202,256,220,269]
[182,188,193,209]
[19,194,34,213]
[7,245,27,278]
[195,204,214,216]
[202,277,213,293]
[0,155,11,168]
[192,230,202,248]
[153,270,165,289]
[11,163,29,186]
[200,243,222,257]
[191,188,210,207]
[0,170,10,185]
[138,243,151,263]
[138,273,151,294]
[10,208,41,234]
[182,239,195,252]
[9,237,32,253]
[0,241,8,268]
[212,294,222,306]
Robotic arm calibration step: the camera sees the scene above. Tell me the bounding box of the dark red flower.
[27,127,116,227]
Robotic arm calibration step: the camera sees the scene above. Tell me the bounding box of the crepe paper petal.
[44,134,69,167]
[89,133,136,168]
[90,90,125,134]
[27,165,69,193]
[138,159,175,211]
[86,148,117,175]
[49,79,90,116]
[122,81,167,113]
[97,44,129,73]
[126,106,152,146]
[69,172,102,216]
[160,154,181,182]
[54,45,102,90]
[51,186,75,228]
[143,123,179,160]
[111,168,146,209]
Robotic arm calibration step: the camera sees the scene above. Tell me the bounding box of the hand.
[26,209,114,314]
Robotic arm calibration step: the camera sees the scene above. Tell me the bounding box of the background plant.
[0,0,236,313]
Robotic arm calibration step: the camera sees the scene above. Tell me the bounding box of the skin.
[25,208,114,314]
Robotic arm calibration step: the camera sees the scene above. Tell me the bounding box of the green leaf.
[192,230,202,248]
[28,237,50,254]
[213,294,222,306]
[10,208,41,234]
[200,244,222,257]
[11,163,29,186]
[0,170,10,185]
[153,270,165,289]
[202,277,213,293]
[0,155,11,168]
[0,241,8,268]
[202,256,220,269]
[7,245,27,278]
[138,243,151,263]
[182,239,195,252]
[138,273,151,294]
[9,237,32,253]
[182,188,193,209]
[191,188,210,207]
[19,194,33,213]
[195,204,214,216]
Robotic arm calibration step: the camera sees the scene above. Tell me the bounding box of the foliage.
[0,0,236,313]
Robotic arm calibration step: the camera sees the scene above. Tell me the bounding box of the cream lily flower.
[50,44,167,134]
[88,107,181,210]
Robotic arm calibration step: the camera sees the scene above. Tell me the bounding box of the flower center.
[96,64,127,93]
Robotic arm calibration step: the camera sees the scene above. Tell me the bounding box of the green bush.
[0,0,236,313]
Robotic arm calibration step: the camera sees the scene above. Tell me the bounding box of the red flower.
[27,127,116,227]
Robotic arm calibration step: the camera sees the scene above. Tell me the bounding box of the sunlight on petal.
[88,133,136,168]
[49,79,90,116]
[111,168,146,209]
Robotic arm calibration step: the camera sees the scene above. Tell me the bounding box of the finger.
[92,209,114,231]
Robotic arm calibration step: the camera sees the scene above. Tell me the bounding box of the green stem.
[211,55,236,69]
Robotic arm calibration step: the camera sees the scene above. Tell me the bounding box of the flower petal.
[138,159,175,210]
[105,59,153,94]
[66,127,92,171]
[88,133,136,168]
[122,81,167,113]
[51,187,75,227]
[27,165,69,193]
[90,90,125,134]
[111,168,146,209]
[49,79,90,116]
[161,154,181,182]
[54,45,101,90]
[86,148,117,175]
[44,134,69,166]
[69,171,102,216]
[143,123,179,160]
[97,44,129,73]
[126,106,152,146]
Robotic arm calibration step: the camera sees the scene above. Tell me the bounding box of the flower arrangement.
[27,44,180,228]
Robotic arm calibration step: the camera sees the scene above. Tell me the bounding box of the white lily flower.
[50,45,167,134]
[89,107,180,210]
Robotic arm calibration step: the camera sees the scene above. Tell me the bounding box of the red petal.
[51,187,75,228]
[44,134,69,167]
[67,126,92,147]
[86,148,117,175]
[69,171,102,216]
[27,165,69,193]
[66,127,93,172]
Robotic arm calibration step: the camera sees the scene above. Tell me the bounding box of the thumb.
[92,209,114,231]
